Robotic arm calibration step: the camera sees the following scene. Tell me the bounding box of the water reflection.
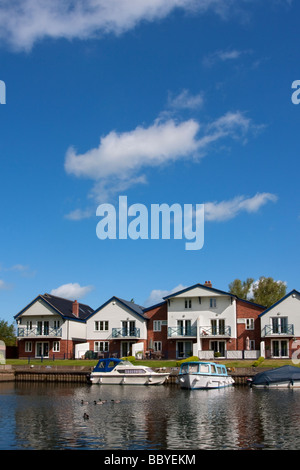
[1,382,300,450]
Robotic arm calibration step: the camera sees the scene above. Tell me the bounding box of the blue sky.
[0,0,299,324]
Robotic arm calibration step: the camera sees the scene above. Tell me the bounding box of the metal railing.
[168,326,197,337]
[17,327,62,338]
[199,326,231,337]
[111,327,140,338]
[262,324,294,337]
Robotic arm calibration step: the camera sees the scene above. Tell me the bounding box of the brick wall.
[236,300,265,351]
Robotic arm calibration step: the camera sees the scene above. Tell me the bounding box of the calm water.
[0,382,300,450]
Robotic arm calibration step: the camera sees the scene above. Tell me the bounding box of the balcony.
[261,324,294,337]
[168,326,197,338]
[199,326,231,338]
[17,326,62,338]
[111,327,140,339]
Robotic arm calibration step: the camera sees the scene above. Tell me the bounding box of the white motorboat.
[89,358,169,385]
[177,361,234,390]
[249,365,300,389]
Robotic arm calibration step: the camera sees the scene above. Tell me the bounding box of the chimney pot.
[204,281,212,288]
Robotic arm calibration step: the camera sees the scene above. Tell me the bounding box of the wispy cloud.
[203,48,251,67]
[167,89,204,110]
[0,0,255,52]
[204,193,278,221]
[0,279,12,291]
[144,283,186,307]
[65,111,258,208]
[50,282,94,300]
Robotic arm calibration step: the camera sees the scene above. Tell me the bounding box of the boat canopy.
[93,358,126,373]
[252,365,300,386]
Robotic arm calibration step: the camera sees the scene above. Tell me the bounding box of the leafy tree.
[228,278,254,300]
[0,319,16,346]
[229,276,287,308]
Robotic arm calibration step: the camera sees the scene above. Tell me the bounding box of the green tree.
[0,319,16,346]
[229,276,287,308]
[251,276,287,308]
[228,278,254,300]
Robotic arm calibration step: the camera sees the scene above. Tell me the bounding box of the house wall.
[168,292,237,338]
[260,292,300,335]
[143,302,168,355]
[236,300,265,351]
[86,299,147,357]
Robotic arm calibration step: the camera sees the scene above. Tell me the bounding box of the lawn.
[5,358,299,369]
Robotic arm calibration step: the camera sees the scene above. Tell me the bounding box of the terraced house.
[14,282,299,360]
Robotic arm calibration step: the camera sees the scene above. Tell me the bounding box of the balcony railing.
[111,327,140,338]
[199,326,231,337]
[168,326,197,338]
[17,327,62,338]
[261,324,294,337]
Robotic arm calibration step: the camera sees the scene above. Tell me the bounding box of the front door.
[36,342,49,358]
[121,341,135,357]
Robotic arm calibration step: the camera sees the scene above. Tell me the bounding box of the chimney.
[72,300,79,317]
[204,281,212,288]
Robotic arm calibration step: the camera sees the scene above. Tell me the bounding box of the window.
[95,321,109,331]
[25,341,32,353]
[54,320,60,329]
[184,299,192,309]
[154,341,162,351]
[53,341,60,352]
[246,318,254,330]
[94,341,109,352]
[26,321,32,330]
[210,298,217,308]
[153,321,161,331]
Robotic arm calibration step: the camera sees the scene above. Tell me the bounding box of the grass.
[5,358,299,369]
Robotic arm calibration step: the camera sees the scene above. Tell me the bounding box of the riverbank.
[0,363,264,385]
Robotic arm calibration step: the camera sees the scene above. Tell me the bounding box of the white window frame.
[25,341,32,353]
[184,299,192,309]
[94,341,109,352]
[94,321,109,331]
[154,341,162,352]
[153,320,162,331]
[210,298,217,308]
[246,318,254,330]
[53,341,60,352]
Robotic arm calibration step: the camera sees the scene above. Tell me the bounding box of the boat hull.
[178,373,235,390]
[89,373,169,385]
[252,381,300,389]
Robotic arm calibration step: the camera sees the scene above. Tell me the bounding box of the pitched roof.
[14,293,94,321]
[259,289,300,317]
[86,296,148,321]
[162,282,266,308]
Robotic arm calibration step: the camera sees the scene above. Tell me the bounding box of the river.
[0,381,300,451]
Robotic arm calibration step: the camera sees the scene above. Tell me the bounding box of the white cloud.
[0,0,251,51]
[50,282,94,300]
[167,89,204,110]
[0,279,11,291]
[144,284,186,306]
[203,48,251,67]
[65,111,256,204]
[64,208,94,221]
[204,193,278,221]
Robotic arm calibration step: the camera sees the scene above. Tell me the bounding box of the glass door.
[36,342,49,358]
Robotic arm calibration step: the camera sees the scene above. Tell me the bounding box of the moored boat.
[89,358,169,385]
[177,361,234,389]
[249,365,300,389]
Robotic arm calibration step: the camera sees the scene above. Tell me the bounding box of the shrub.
[176,356,199,367]
[252,356,264,367]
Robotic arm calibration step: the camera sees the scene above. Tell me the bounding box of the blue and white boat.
[177,361,234,389]
[89,358,169,385]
